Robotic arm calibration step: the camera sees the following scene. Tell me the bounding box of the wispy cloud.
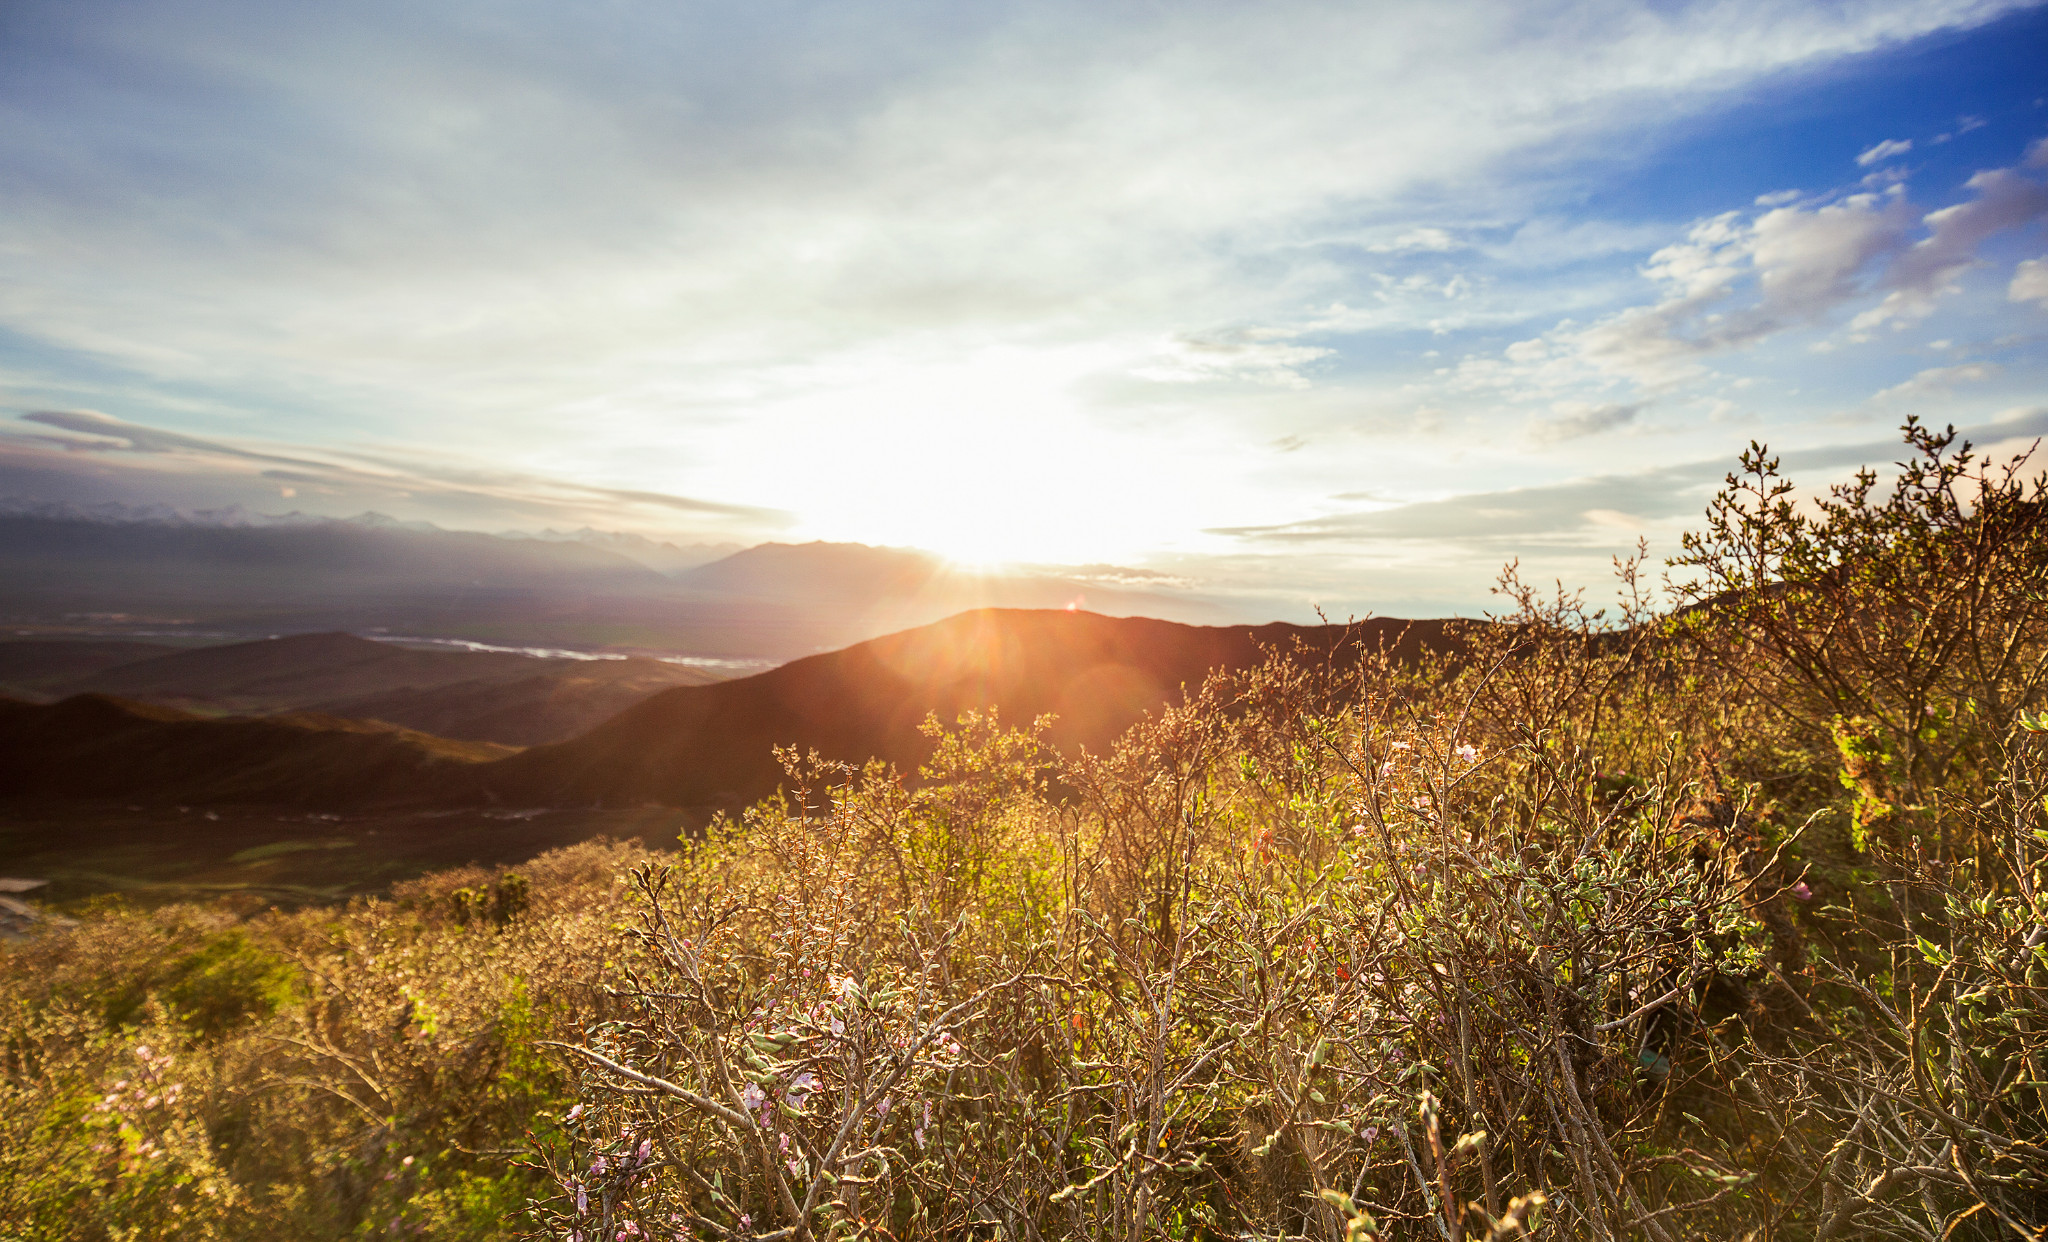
[1857,138,1913,166]
[3,409,788,533]
[1527,401,1644,444]
[1872,362,2000,402]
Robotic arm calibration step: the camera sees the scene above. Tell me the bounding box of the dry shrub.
[537,425,2047,1240]
[0,839,661,1241]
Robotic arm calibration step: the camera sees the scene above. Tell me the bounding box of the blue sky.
[1,0,2044,618]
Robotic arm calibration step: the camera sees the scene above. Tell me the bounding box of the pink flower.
[1790,881,1813,901]
[1363,1125,1379,1143]
[1455,743,1479,763]
[566,1104,584,1123]
[576,1185,588,1216]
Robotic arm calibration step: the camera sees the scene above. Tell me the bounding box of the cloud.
[24,408,344,470]
[4,410,786,531]
[1848,166,2048,332]
[1856,138,1913,166]
[1527,401,1643,443]
[0,2,2028,424]
[0,0,2040,596]
[1458,152,2048,395]
[1366,227,1459,253]
[2012,256,2048,307]
[1872,361,2000,401]
[1202,409,2048,607]
[1210,460,1718,546]
[1132,333,1335,389]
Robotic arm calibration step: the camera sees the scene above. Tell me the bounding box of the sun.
[701,344,1221,567]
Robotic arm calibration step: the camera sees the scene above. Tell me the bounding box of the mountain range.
[0,509,1256,659]
[0,609,1457,812]
[6,631,724,746]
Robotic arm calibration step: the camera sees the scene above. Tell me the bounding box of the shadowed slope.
[312,668,722,747]
[0,610,1456,811]
[62,631,725,742]
[484,608,1451,808]
[0,695,506,807]
[0,640,175,697]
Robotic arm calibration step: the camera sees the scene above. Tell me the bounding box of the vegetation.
[3,421,2045,1239]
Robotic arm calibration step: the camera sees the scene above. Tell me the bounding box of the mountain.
[51,631,724,743]
[481,608,1454,809]
[0,639,176,697]
[667,541,1241,644]
[0,609,1456,811]
[0,695,504,807]
[499,528,740,576]
[0,515,1261,658]
[0,514,669,613]
[308,666,721,746]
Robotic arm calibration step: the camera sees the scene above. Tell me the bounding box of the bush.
[5,421,2044,1239]
[531,422,2046,1240]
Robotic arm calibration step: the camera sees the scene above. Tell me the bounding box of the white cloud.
[1849,167,2048,332]
[1456,154,2048,397]
[1132,333,1335,389]
[1856,138,1913,166]
[1872,362,2000,401]
[1367,227,1459,253]
[2012,257,2048,307]
[1527,401,1643,443]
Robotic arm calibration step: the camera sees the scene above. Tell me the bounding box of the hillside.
[0,609,1454,810]
[0,639,175,697]
[0,695,505,807]
[310,667,718,747]
[50,632,725,742]
[482,608,1454,809]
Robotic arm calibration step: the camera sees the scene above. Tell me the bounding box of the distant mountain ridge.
[27,631,724,746]
[0,609,1459,811]
[0,509,1258,658]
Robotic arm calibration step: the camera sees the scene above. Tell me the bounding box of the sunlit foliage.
[3,422,2045,1240]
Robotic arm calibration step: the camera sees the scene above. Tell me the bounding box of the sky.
[2,0,2045,619]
